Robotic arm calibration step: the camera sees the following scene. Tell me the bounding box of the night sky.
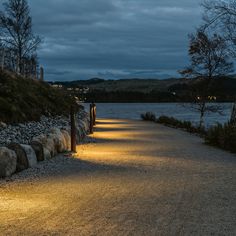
[28,0,202,81]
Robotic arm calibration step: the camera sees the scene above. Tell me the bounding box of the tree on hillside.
[181,30,233,128]
[0,0,41,75]
[202,0,236,124]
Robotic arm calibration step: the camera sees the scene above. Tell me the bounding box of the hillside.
[55,78,189,93]
[0,70,74,124]
[53,77,236,103]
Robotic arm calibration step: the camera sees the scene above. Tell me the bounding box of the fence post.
[70,105,77,152]
[90,104,94,134]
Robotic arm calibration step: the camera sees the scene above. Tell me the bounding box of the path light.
[70,105,77,153]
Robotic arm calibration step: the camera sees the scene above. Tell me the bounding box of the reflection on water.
[84,103,233,127]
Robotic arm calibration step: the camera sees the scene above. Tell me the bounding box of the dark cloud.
[28,0,202,81]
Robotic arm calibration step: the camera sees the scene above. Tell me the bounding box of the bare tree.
[0,0,41,74]
[202,0,236,125]
[181,30,233,128]
[202,0,236,46]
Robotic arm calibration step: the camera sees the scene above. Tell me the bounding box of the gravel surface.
[0,116,69,146]
[0,110,88,147]
[0,119,235,235]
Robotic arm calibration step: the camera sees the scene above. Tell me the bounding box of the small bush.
[156,116,206,135]
[205,123,236,153]
[141,112,156,122]
[141,112,236,153]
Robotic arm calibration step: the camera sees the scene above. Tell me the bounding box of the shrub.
[156,116,206,135]
[142,112,236,153]
[205,123,236,153]
[141,112,156,122]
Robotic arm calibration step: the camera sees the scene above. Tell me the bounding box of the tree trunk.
[199,102,206,129]
[200,113,204,128]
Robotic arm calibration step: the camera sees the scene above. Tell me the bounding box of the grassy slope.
[0,70,74,124]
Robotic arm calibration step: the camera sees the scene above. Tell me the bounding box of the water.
[84,103,233,127]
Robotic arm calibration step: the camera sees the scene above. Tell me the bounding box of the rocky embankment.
[0,109,90,178]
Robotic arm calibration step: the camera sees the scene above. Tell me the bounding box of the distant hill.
[0,70,74,123]
[55,78,105,87]
[53,78,191,93]
[51,77,236,103]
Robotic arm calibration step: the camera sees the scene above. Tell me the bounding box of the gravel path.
[0,119,235,236]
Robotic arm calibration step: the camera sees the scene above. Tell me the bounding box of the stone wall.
[0,110,89,178]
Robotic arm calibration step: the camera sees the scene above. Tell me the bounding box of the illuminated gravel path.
[0,119,236,235]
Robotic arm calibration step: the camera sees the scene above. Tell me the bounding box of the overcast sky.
[28,0,202,81]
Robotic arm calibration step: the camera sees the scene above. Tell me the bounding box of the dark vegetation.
[0,70,74,124]
[141,112,156,122]
[141,112,236,153]
[157,116,206,135]
[141,112,206,135]
[206,123,236,153]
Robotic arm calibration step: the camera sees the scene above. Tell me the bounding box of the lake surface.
[84,103,234,127]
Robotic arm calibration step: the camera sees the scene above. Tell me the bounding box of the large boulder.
[50,128,67,153]
[61,129,71,151]
[30,141,44,162]
[8,143,29,172]
[45,137,57,157]
[77,123,87,140]
[20,145,37,168]
[75,125,83,142]
[0,147,17,177]
[79,120,89,134]
[33,134,56,158]
[43,147,51,160]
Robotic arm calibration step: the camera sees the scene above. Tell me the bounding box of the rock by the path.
[33,134,56,158]
[0,116,70,147]
[77,124,87,141]
[20,145,37,168]
[50,128,67,153]
[61,129,71,150]
[7,143,29,172]
[0,147,17,177]
[30,141,45,162]
[0,122,7,129]
[43,147,51,160]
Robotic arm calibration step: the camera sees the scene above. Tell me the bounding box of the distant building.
[52,84,63,89]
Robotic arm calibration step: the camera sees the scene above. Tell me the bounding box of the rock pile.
[0,109,90,178]
[0,116,69,147]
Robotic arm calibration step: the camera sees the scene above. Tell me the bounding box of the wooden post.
[92,103,96,126]
[40,66,44,81]
[70,105,77,152]
[90,104,94,134]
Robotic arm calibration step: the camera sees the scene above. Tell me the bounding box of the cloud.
[26,0,202,81]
